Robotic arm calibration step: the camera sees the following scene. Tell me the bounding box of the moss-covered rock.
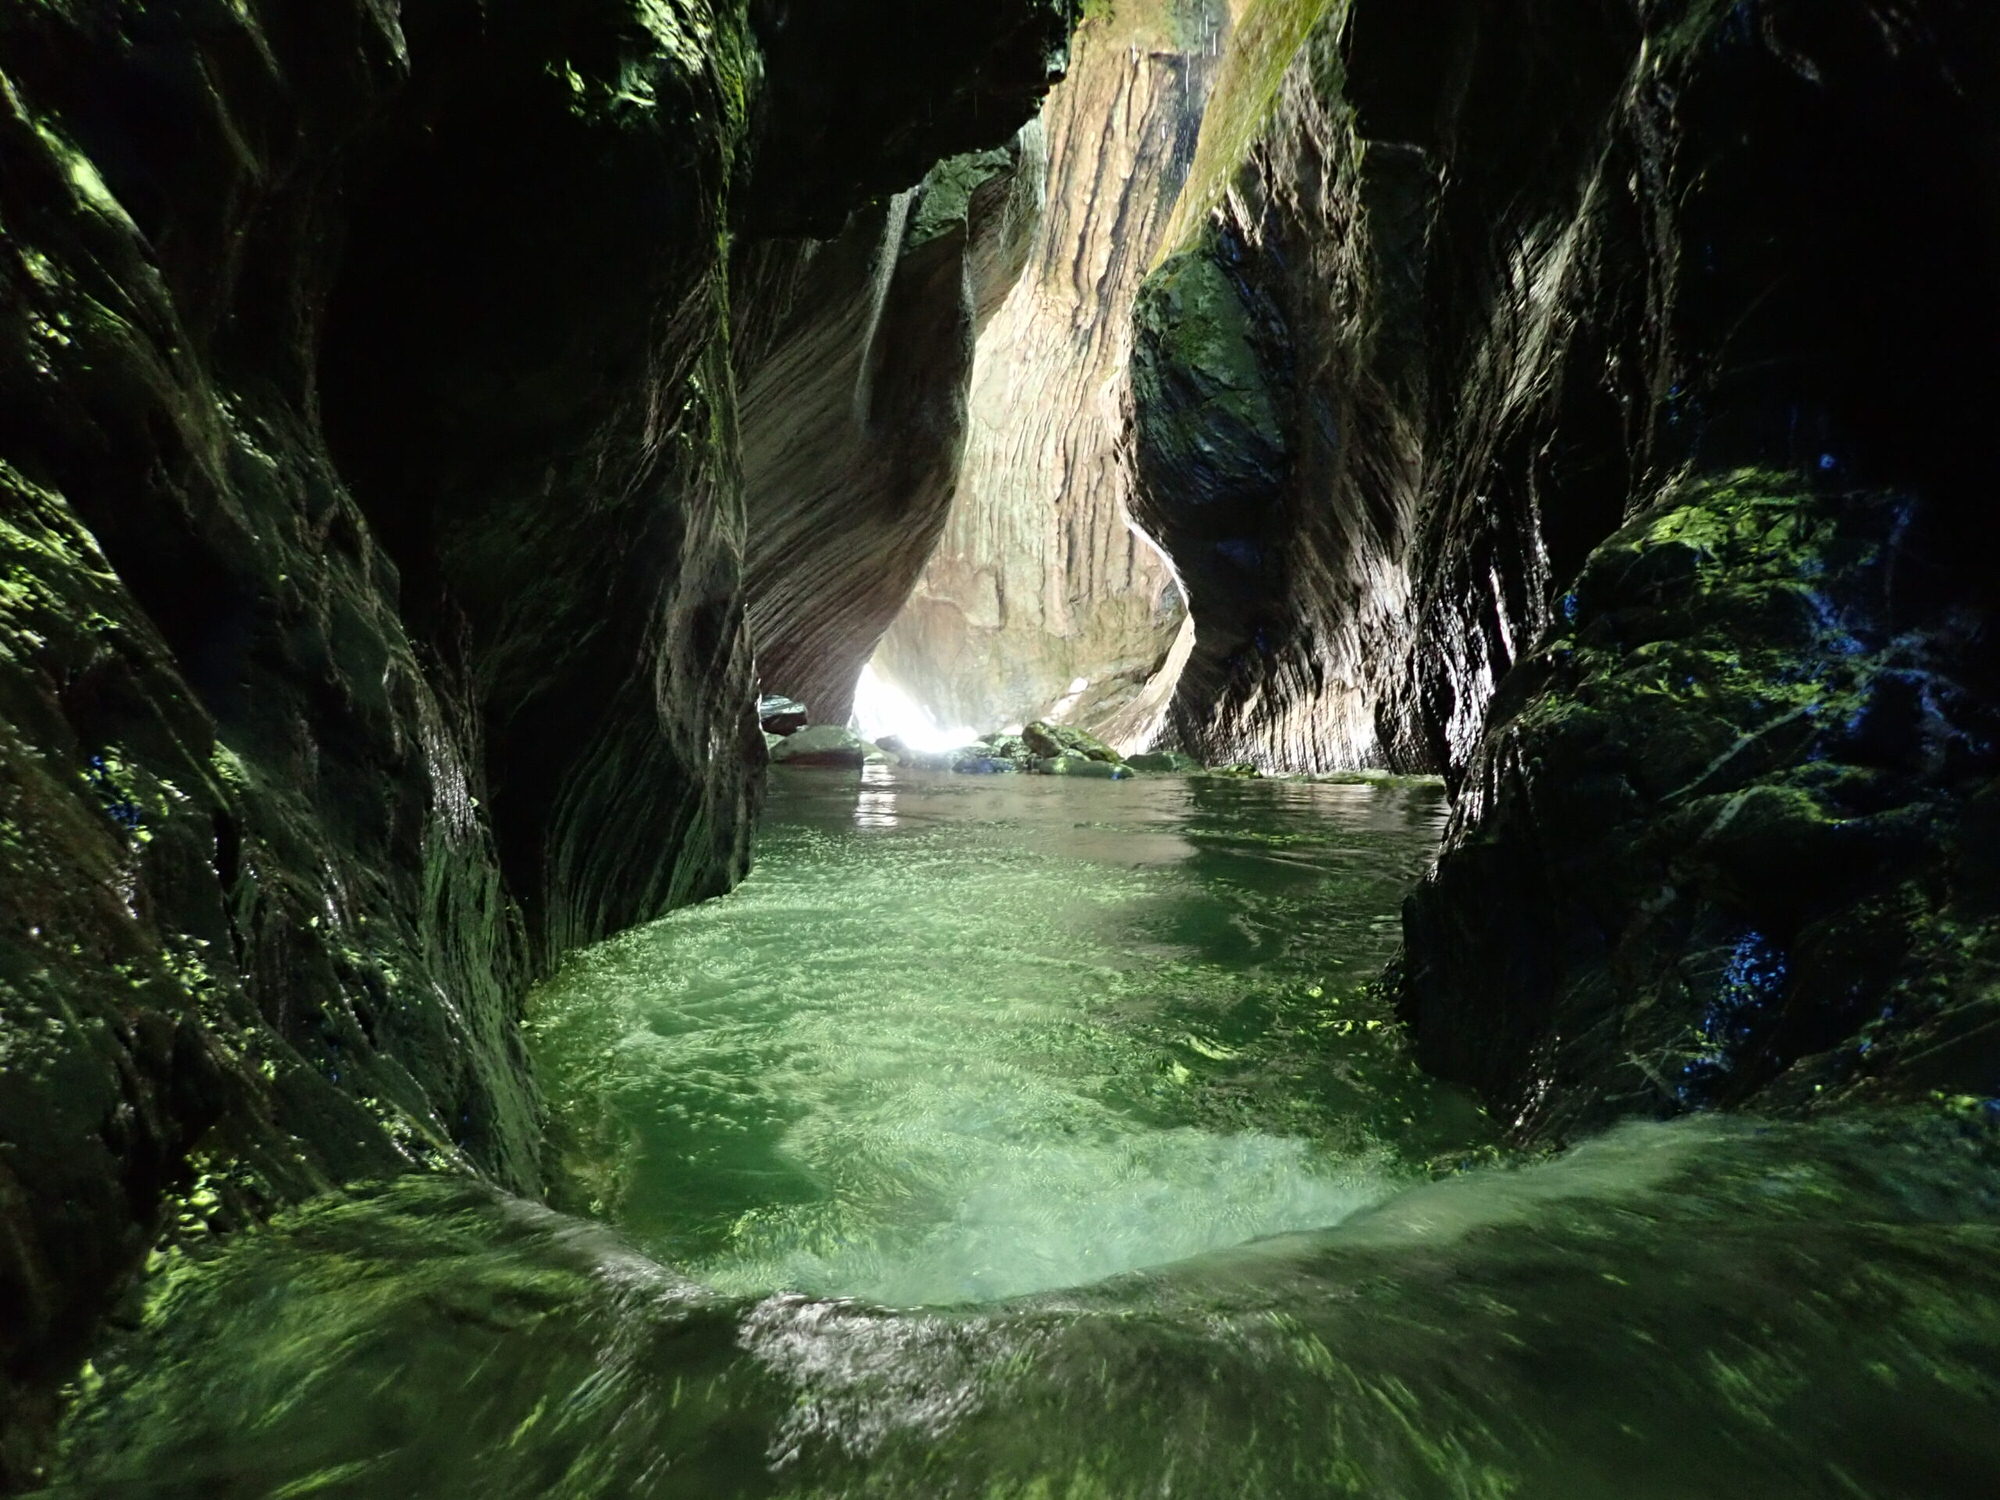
[1032,756,1134,779]
[1399,473,2000,1141]
[1022,719,1125,763]
[1127,750,1203,772]
[0,0,1079,1478]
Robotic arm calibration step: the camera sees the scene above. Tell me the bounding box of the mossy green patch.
[1135,243,1286,451]
[1159,0,1345,255]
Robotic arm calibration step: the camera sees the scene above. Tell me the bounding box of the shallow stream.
[41,770,2000,1498]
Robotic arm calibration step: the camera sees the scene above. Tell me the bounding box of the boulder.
[953,756,1018,775]
[758,695,811,736]
[1032,756,1132,779]
[1022,719,1125,764]
[768,725,869,768]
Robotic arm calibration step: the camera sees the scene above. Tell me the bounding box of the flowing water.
[528,767,1486,1306]
[40,770,2000,1498]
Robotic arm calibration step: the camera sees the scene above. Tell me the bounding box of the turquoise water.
[39,770,2000,1498]
[528,766,1488,1306]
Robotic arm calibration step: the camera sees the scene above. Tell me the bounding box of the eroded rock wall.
[0,0,1076,1479]
[872,0,1228,739]
[734,134,1045,725]
[1127,0,2000,1132]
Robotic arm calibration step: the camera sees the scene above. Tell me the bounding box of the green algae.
[906,147,1021,250]
[1403,469,2000,1134]
[1133,242,1286,450]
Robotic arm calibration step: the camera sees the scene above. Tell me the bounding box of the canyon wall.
[734,132,1045,725]
[872,0,1226,739]
[1127,0,1999,1133]
[0,0,1075,1479]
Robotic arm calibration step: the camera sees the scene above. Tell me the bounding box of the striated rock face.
[0,0,1075,1478]
[734,132,1046,726]
[873,0,1228,740]
[1124,0,2000,1130]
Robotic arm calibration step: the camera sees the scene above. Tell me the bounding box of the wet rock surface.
[735,131,1047,725]
[1128,0,2000,779]
[873,0,1225,742]
[7,0,2000,1487]
[768,727,872,768]
[1123,0,2000,1130]
[1400,474,2000,1139]
[0,0,1075,1479]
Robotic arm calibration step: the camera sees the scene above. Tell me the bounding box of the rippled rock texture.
[872,0,1227,740]
[1128,0,2000,774]
[0,0,1075,1479]
[734,134,1044,725]
[1124,0,2000,1127]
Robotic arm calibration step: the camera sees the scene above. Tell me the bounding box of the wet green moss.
[1134,243,1286,452]
[1402,471,2000,1136]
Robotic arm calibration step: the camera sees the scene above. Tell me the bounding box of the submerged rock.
[769,726,871,768]
[1032,756,1132,779]
[953,757,1018,775]
[1127,750,1203,773]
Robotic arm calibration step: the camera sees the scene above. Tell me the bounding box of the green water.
[528,767,1486,1306]
[40,771,2000,1498]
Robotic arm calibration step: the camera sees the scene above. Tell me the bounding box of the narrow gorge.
[2,0,1997,1495]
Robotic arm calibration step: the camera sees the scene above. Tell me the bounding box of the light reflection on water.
[852,762,899,828]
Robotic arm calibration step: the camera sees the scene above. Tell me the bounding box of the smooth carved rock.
[1126,0,2000,783]
[735,131,1047,726]
[758,696,811,736]
[0,0,1076,1476]
[873,0,1229,741]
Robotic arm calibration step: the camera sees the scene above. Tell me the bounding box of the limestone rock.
[735,129,1049,725]
[758,696,811,736]
[873,0,1229,740]
[0,0,1078,1475]
[769,727,871,768]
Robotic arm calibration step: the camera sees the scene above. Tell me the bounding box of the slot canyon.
[2,0,1998,1495]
